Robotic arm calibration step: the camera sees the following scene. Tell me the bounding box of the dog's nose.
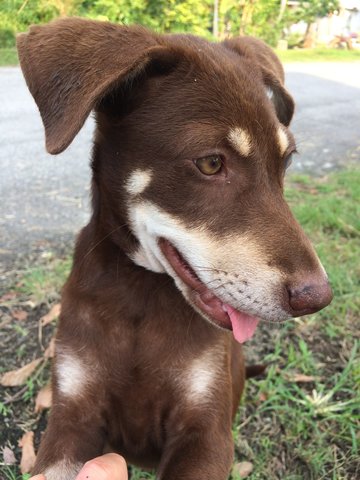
[287,278,333,315]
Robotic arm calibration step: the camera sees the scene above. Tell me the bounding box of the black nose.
[287,279,333,315]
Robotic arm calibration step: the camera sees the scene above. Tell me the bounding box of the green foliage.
[83,0,213,36]
[82,0,148,25]
[0,0,344,49]
[220,0,285,46]
[0,48,18,65]
[292,0,340,25]
[0,0,62,47]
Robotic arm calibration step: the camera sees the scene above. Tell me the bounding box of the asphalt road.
[0,62,359,267]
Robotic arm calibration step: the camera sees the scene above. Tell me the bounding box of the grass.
[0,468,30,480]
[17,255,72,305]
[277,47,360,63]
[233,169,360,479]
[1,44,360,67]
[0,48,18,66]
[1,169,359,479]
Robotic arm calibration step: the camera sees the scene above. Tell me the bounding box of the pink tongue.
[223,304,259,344]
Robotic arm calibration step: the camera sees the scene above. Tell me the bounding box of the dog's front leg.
[32,400,106,479]
[157,427,234,480]
[31,346,107,480]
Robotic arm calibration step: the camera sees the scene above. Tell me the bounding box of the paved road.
[0,62,359,266]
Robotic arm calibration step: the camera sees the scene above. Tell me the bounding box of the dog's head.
[17,18,332,343]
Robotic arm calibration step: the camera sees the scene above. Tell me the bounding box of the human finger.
[75,453,128,480]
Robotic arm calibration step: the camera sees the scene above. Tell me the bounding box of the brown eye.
[195,155,222,175]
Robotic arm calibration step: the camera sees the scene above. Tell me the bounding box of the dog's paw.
[43,459,82,480]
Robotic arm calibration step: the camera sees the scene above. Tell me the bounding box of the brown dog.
[17,18,332,479]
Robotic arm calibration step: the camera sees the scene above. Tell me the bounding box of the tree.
[82,0,213,36]
[219,0,285,46]
[213,0,219,37]
[292,0,340,47]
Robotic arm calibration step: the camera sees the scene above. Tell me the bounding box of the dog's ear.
[17,18,175,154]
[222,37,294,126]
[260,67,294,127]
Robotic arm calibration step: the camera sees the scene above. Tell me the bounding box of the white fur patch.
[185,351,221,403]
[277,127,289,156]
[125,169,152,195]
[127,200,288,322]
[266,86,274,99]
[44,459,82,480]
[228,127,252,157]
[56,352,89,398]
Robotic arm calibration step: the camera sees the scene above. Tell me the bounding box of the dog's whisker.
[191,264,248,279]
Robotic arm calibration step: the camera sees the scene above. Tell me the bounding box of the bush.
[0,26,16,48]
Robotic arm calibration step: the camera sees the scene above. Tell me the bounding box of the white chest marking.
[228,127,252,157]
[125,169,152,195]
[185,351,220,404]
[56,352,89,397]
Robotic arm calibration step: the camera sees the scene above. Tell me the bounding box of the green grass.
[277,47,360,63]
[1,169,359,479]
[232,169,360,479]
[17,255,72,305]
[0,468,30,480]
[0,48,18,66]
[1,45,360,67]
[286,170,360,324]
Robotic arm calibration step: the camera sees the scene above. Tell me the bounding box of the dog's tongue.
[223,304,259,344]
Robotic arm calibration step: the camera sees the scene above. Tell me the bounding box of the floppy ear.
[222,36,294,126]
[260,67,294,126]
[17,18,172,154]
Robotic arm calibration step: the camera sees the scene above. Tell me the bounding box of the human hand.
[29,453,128,480]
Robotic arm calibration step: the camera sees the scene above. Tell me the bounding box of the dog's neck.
[66,219,226,352]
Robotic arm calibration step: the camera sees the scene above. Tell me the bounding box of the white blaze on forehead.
[228,127,252,157]
[125,169,152,195]
[277,127,289,156]
[56,352,90,397]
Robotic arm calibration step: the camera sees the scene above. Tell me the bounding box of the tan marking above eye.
[228,127,252,157]
[277,127,289,156]
[195,155,222,175]
[126,169,152,195]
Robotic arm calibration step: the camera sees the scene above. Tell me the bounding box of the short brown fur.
[17,18,332,479]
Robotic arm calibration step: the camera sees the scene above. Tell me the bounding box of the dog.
[17,18,333,480]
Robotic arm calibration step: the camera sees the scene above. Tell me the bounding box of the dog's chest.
[56,282,232,466]
[102,343,228,464]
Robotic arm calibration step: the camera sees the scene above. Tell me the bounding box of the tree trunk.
[213,0,219,38]
[278,0,287,23]
[303,22,316,49]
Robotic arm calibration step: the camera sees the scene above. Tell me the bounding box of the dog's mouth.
[159,238,259,343]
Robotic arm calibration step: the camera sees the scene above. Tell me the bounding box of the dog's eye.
[195,155,222,175]
[284,153,293,170]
